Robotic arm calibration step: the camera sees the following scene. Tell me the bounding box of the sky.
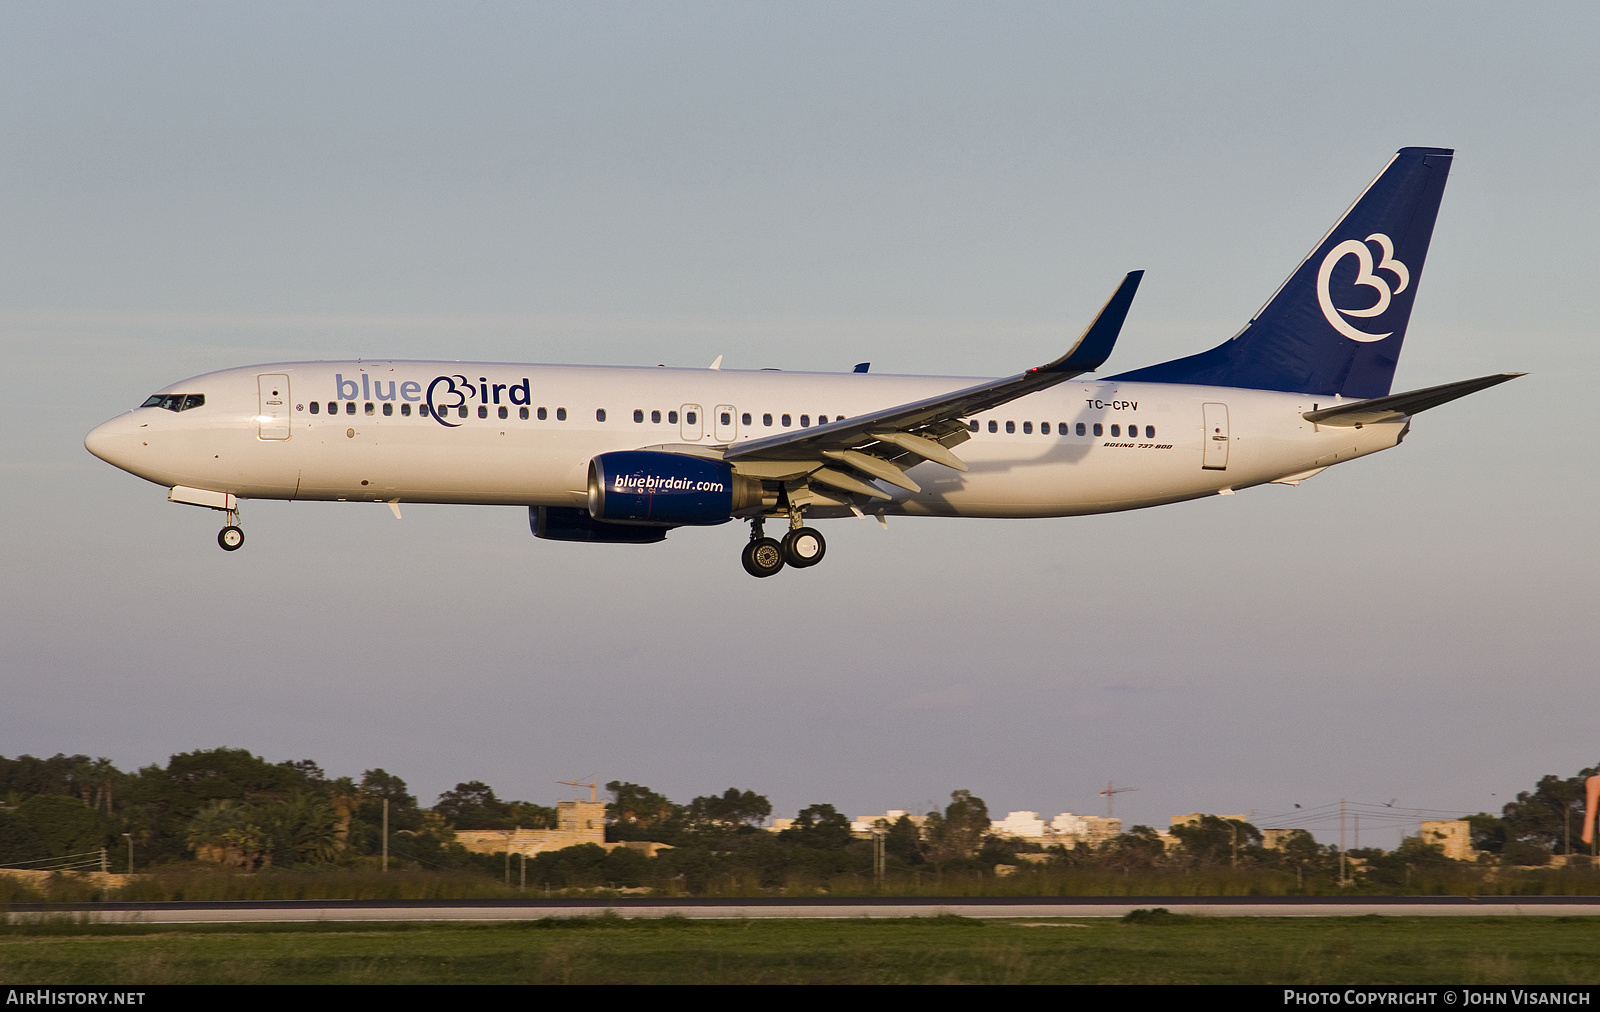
[2,2,1596,844]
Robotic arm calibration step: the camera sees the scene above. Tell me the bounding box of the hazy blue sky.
[2,3,1595,841]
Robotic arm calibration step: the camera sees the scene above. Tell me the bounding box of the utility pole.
[122,833,133,875]
[382,799,389,872]
[521,853,527,892]
[1339,799,1347,887]
[872,829,885,888]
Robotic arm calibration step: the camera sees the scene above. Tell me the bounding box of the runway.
[12,895,1600,923]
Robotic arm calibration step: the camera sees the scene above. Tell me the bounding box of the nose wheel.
[217,506,245,551]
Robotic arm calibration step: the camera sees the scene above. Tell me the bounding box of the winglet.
[1038,271,1144,374]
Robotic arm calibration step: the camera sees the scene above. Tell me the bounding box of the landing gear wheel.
[218,526,244,551]
[782,527,825,568]
[742,537,785,578]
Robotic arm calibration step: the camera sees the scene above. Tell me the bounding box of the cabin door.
[258,374,291,440]
[1202,402,1229,470]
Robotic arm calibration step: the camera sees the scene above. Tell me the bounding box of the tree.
[686,789,772,830]
[186,800,270,869]
[1170,815,1262,866]
[434,781,513,830]
[884,814,925,865]
[14,794,113,858]
[778,804,854,850]
[1103,825,1167,871]
[0,810,48,865]
[1500,768,1596,859]
[606,782,678,828]
[924,790,990,861]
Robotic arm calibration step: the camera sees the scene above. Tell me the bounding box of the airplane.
[86,146,1519,578]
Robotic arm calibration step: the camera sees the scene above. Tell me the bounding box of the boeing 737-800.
[86,147,1518,577]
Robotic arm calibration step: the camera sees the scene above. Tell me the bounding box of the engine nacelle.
[532,506,669,543]
[587,450,759,526]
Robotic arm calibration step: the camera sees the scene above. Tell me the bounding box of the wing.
[721,271,1143,503]
[1301,373,1523,427]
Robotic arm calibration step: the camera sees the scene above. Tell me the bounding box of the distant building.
[455,798,671,858]
[1419,820,1475,862]
[846,810,926,837]
[1261,828,1299,851]
[1170,812,1250,829]
[988,811,1121,847]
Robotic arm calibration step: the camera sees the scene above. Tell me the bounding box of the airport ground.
[3,912,1600,985]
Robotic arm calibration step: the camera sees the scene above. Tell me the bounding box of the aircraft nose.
[85,413,138,470]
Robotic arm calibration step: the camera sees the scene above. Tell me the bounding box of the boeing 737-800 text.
[86,147,1518,577]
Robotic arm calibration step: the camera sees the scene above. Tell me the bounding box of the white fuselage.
[85,360,1406,519]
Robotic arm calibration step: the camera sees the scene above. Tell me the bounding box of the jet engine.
[587,450,762,526]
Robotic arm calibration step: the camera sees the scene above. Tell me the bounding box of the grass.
[1,914,1598,984]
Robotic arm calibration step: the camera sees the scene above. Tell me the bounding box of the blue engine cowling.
[532,506,670,543]
[588,450,754,526]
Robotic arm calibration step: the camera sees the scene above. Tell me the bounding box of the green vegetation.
[2,751,1598,900]
[1,915,1598,984]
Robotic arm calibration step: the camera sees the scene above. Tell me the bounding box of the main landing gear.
[741,514,826,578]
[217,507,244,552]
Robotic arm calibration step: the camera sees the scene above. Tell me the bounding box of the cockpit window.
[141,393,206,412]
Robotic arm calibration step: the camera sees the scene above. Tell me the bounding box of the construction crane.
[1099,781,1138,817]
[558,775,599,803]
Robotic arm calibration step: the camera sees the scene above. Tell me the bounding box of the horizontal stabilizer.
[1302,373,1522,426]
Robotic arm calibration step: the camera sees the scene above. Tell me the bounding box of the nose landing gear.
[217,507,244,552]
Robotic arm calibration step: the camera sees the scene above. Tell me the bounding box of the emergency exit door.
[1202,402,1229,470]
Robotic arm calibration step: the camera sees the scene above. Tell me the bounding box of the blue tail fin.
[1112,147,1453,398]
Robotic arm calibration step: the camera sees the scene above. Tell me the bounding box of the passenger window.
[309,402,320,414]
[720,412,731,425]
[366,402,375,415]
[1076,422,1086,436]
[420,404,431,417]
[384,403,393,416]
[686,411,696,424]
[402,404,412,416]
[988,420,997,433]
[1110,424,1120,437]
[1005,421,1015,433]
[538,407,548,420]
[328,402,338,415]
[347,402,357,415]
[651,410,661,423]
[498,406,508,419]
[519,407,528,420]
[742,412,751,426]
[800,415,810,427]
[596,408,606,422]
[477,405,487,419]
[764,413,773,426]
[1023,421,1032,434]
[1093,423,1103,437]
[781,414,791,427]
[634,409,644,423]
[969,420,979,432]
[817,415,827,424]
[668,410,678,424]
[182,394,205,411]
[557,408,567,421]
[458,406,468,418]
[1146,425,1155,439]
